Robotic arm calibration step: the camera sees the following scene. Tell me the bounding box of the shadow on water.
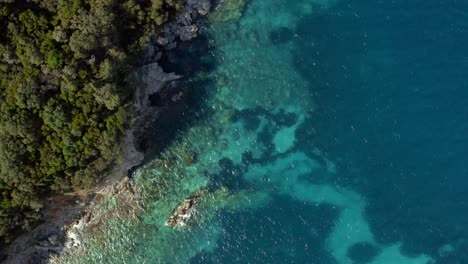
[291,0,468,262]
[139,30,220,164]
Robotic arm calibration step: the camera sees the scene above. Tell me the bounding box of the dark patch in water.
[231,107,270,131]
[141,78,214,163]
[272,108,298,127]
[232,109,261,131]
[347,242,380,263]
[232,107,298,133]
[256,125,275,155]
[269,27,295,45]
[208,158,247,191]
[159,32,217,75]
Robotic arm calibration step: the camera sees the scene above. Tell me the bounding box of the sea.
[56,0,468,263]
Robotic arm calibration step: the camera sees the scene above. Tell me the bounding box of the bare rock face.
[178,25,199,41]
[186,0,211,16]
[133,63,181,112]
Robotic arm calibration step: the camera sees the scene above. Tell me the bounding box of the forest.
[0,0,180,245]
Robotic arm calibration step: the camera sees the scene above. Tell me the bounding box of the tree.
[42,100,69,132]
[46,49,64,69]
[93,82,122,110]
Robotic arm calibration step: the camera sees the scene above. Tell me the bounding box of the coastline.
[1,1,465,263]
[0,0,211,262]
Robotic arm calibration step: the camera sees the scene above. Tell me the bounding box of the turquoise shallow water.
[57,0,468,263]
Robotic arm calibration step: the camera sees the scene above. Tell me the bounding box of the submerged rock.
[209,0,247,22]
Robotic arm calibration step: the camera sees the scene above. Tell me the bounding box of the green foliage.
[46,49,64,69]
[0,0,181,246]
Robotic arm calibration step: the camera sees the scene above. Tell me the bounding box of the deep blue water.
[190,0,468,263]
[299,0,468,260]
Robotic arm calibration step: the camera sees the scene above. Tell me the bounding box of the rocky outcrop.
[151,0,211,51]
[165,189,208,227]
[0,194,90,264]
[133,63,181,112]
[62,177,140,253]
[133,0,213,119]
[116,0,215,177]
[165,198,198,227]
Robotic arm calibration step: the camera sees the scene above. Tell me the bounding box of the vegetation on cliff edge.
[0,0,181,245]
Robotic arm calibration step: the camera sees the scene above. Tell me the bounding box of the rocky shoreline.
[0,0,211,263]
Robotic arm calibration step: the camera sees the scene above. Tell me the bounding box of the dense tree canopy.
[0,0,180,245]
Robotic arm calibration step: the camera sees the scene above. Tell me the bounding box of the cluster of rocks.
[148,0,211,57]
